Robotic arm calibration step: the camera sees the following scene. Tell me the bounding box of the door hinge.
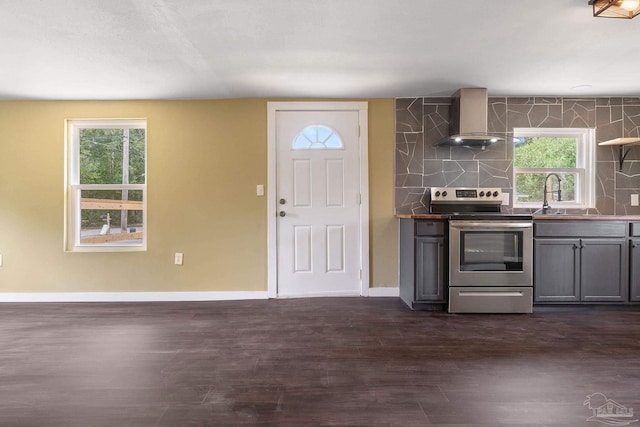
[357,193,362,205]
[359,269,362,280]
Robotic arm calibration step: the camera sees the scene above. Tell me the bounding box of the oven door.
[449,220,533,287]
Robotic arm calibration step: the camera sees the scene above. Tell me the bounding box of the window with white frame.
[292,125,344,149]
[513,128,596,210]
[65,119,147,251]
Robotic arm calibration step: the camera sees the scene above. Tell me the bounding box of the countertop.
[533,214,640,220]
[395,214,640,220]
[395,214,448,219]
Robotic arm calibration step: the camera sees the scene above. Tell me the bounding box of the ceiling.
[2,0,639,100]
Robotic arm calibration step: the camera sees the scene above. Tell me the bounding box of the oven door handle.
[449,221,533,229]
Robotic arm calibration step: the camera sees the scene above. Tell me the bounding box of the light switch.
[256,184,264,196]
[0,254,3,267]
[174,253,184,265]
[502,192,510,206]
[632,194,639,207]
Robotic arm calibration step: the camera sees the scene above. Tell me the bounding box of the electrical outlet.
[632,194,639,207]
[174,253,183,265]
[256,184,264,196]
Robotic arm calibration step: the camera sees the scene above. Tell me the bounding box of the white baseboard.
[0,291,269,303]
[0,289,400,302]
[368,287,400,297]
[277,291,361,298]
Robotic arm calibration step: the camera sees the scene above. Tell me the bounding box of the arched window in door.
[292,125,343,150]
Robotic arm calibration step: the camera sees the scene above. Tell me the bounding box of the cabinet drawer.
[535,221,626,238]
[631,222,640,237]
[449,287,533,314]
[415,221,445,236]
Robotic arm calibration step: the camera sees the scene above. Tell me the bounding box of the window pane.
[128,128,146,184]
[80,128,146,184]
[515,172,577,203]
[292,125,343,150]
[79,189,144,246]
[514,137,577,168]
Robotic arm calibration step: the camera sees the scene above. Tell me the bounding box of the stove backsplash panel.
[395,96,640,215]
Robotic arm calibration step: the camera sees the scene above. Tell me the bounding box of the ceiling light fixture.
[589,0,640,18]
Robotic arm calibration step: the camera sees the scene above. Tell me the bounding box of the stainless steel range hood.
[435,88,503,148]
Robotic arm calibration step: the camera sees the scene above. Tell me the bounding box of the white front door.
[272,106,365,297]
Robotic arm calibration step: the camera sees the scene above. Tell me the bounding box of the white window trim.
[513,127,596,210]
[64,119,148,252]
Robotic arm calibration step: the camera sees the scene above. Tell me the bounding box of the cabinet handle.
[573,244,578,250]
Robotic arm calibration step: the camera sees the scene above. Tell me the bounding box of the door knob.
[279,198,286,205]
[279,211,286,217]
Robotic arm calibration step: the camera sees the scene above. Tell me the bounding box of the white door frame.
[267,102,369,298]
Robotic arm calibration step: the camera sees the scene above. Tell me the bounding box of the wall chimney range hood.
[435,88,504,149]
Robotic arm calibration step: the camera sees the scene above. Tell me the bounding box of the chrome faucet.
[542,173,562,214]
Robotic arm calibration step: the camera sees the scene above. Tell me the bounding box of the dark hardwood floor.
[0,298,639,426]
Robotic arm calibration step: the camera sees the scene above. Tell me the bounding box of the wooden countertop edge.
[533,215,640,220]
[395,214,640,220]
[395,214,448,219]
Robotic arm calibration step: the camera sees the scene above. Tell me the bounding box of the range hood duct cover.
[436,88,503,148]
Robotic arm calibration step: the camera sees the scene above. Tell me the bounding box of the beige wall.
[0,99,398,293]
[367,99,398,287]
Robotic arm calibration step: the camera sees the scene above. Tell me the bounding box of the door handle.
[279,211,286,217]
[279,198,286,205]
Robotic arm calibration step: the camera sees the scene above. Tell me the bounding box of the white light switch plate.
[174,253,183,265]
[256,184,264,196]
[502,192,510,206]
[0,254,3,267]
[632,194,639,207]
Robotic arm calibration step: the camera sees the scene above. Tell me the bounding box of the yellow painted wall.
[0,99,398,293]
[367,99,398,288]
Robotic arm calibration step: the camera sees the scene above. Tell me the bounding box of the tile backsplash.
[395,96,640,215]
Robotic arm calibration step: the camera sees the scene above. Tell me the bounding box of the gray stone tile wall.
[395,96,640,215]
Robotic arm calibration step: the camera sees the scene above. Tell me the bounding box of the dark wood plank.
[0,298,637,426]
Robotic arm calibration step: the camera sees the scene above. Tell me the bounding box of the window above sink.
[513,127,596,210]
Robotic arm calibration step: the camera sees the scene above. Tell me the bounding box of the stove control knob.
[486,193,492,197]
[434,191,440,197]
[479,191,485,197]
[493,191,499,197]
[442,191,448,197]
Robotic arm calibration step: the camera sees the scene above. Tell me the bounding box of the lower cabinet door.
[581,239,627,302]
[630,239,640,302]
[534,238,580,302]
[415,237,445,301]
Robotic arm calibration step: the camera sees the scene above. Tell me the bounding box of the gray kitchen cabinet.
[415,237,445,301]
[534,238,580,302]
[631,223,640,302]
[581,239,627,302]
[631,240,640,302]
[534,221,628,304]
[399,218,447,309]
